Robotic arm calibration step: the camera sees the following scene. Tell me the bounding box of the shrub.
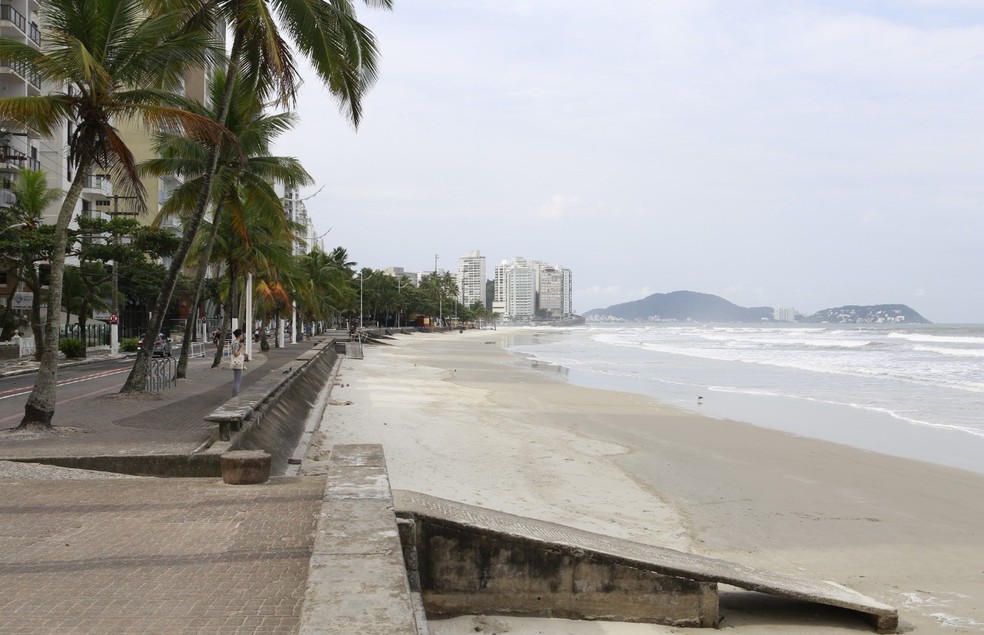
[121,337,139,352]
[59,337,86,358]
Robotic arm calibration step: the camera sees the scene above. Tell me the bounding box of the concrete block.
[220,450,271,484]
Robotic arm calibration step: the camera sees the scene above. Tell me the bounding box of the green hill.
[583,290,773,322]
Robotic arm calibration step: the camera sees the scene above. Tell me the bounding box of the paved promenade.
[1,339,318,460]
[0,338,332,634]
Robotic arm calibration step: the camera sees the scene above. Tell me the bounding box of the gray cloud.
[275,0,984,323]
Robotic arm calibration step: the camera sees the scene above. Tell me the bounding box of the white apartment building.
[277,182,316,255]
[1,0,52,213]
[494,257,535,320]
[493,257,574,320]
[456,250,486,309]
[773,307,796,322]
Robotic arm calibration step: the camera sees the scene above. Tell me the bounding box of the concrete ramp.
[393,490,898,633]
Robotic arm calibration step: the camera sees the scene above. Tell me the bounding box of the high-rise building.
[493,257,574,320]
[537,266,564,316]
[277,182,315,255]
[456,250,486,309]
[494,257,535,320]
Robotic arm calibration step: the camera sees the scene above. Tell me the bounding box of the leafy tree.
[0,0,223,428]
[0,169,60,349]
[69,215,180,351]
[140,68,310,376]
[294,247,354,330]
[126,0,391,392]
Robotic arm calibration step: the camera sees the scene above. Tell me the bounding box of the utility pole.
[106,192,138,355]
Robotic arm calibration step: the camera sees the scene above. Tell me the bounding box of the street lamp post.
[359,269,374,332]
[396,277,406,329]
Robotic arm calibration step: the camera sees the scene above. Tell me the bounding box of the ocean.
[506,323,984,476]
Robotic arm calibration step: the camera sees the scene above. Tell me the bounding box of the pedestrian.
[212,329,220,350]
[230,328,245,396]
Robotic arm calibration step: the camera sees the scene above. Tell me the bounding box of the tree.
[140,68,311,377]
[124,0,392,392]
[0,0,223,428]
[0,169,61,349]
[294,247,354,330]
[71,215,180,349]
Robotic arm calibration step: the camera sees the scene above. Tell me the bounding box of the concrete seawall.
[201,340,340,476]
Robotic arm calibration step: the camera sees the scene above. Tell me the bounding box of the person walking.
[230,329,246,396]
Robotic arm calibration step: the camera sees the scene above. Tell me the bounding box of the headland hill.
[583,290,930,324]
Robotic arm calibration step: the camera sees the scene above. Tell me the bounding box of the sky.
[274,0,984,324]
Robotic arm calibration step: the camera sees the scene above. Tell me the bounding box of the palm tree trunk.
[121,34,246,393]
[19,161,90,428]
[175,207,224,379]
[25,265,42,362]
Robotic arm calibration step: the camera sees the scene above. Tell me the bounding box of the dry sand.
[310,330,984,634]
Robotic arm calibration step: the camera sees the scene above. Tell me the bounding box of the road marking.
[0,368,129,401]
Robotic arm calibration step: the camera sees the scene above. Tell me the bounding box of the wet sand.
[311,329,984,634]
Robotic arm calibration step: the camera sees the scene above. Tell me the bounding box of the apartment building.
[494,257,574,320]
[277,182,316,256]
[456,250,486,309]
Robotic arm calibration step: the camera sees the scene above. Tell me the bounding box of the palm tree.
[0,0,222,428]
[203,184,299,366]
[125,0,391,391]
[61,262,111,352]
[294,247,351,330]
[0,169,61,350]
[140,68,311,377]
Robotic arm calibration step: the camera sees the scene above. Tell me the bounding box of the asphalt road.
[0,355,216,428]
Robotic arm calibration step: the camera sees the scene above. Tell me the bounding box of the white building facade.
[493,257,574,321]
[456,250,486,309]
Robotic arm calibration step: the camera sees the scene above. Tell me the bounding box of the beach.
[309,329,984,634]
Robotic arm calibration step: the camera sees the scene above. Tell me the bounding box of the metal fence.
[145,357,177,392]
[59,324,111,348]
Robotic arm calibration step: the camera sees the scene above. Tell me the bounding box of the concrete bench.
[298,444,421,635]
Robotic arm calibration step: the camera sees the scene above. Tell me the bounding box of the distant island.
[583,291,930,324]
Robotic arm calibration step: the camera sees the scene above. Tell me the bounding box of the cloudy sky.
[274,0,984,323]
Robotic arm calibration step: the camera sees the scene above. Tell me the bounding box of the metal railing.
[0,5,39,46]
[59,323,110,347]
[0,57,40,88]
[146,356,177,391]
[1,4,26,35]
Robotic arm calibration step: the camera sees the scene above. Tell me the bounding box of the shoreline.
[504,326,984,476]
[313,330,984,633]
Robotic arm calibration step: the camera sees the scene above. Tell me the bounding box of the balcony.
[0,187,15,207]
[0,5,40,46]
[81,173,113,201]
[0,143,28,173]
[0,57,40,93]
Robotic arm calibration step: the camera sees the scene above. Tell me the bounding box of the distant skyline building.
[456,250,486,309]
[492,257,573,320]
[773,307,796,322]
